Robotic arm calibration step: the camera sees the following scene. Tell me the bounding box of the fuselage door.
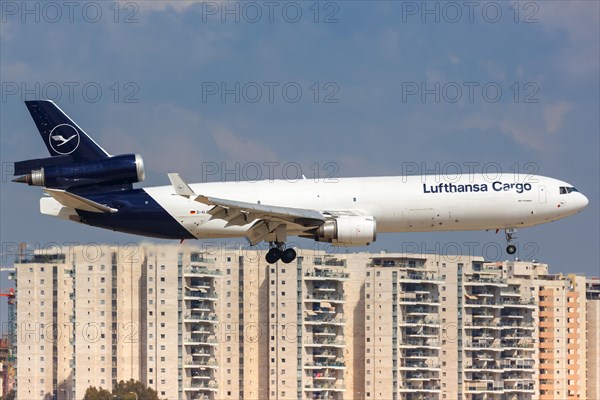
[538,185,547,204]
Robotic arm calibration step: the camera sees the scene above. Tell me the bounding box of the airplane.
[12,100,589,264]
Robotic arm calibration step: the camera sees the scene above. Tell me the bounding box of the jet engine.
[13,154,145,190]
[315,216,377,246]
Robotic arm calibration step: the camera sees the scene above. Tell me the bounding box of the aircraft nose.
[579,193,589,210]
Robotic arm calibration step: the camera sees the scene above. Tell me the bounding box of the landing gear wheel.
[265,248,282,264]
[281,248,297,264]
[504,229,517,255]
[506,244,517,255]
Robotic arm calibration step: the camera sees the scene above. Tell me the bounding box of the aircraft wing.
[44,188,118,213]
[168,173,326,244]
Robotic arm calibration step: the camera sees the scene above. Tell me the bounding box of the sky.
[1,1,599,320]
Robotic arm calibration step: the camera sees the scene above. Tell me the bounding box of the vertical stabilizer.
[24,100,110,160]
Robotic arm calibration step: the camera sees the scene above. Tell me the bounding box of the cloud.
[211,128,278,163]
[543,102,573,134]
[448,54,460,65]
[538,1,600,79]
[483,61,507,81]
[133,0,206,13]
[97,103,210,181]
[0,18,12,43]
[461,101,574,153]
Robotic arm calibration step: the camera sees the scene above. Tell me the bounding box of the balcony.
[501,341,534,350]
[304,293,346,303]
[504,382,535,392]
[187,327,212,334]
[191,373,213,380]
[500,322,535,330]
[398,295,440,305]
[403,371,439,381]
[304,383,345,391]
[310,305,337,314]
[187,301,214,312]
[313,258,346,267]
[183,314,218,323]
[464,363,503,372]
[402,328,439,339]
[404,306,438,316]
[185,335,218,346]
[309,328,339,337]
[399,339,440,348]
[403,350,438,359]
[312,284,338,292]
[398,273,443,283]
[184,266,220,276]
[184,291,218,301]
[369,259,426,269]
[398,361,440,370]
[304,361,346,369]
[184,381,218,391]
[502,371,534,380]
[500,289,523,296]
[399,317,440,327]
[304,270,349,280]
[502,298,536,308]
[464,276,508,286]
[464,321,502,329]
[184,359,218,368]
[464,385,505,394]
[311,351,342,360]
[464,300,502,309]
[190,253,216,264]
[311,371,340,380]
[305,338,345,348]
[305,315,346,325]
[188,348,214,357]
[397,384,441,393]
[464,342,503,351]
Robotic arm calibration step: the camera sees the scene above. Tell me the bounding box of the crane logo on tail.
[49,124,80,155]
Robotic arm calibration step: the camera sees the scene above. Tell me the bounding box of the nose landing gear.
[265,242,297,264]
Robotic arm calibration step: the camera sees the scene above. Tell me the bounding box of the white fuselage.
[142,174,588,241]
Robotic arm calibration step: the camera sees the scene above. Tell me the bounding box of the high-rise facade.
[11,245,600,400]
[586,278,600,400]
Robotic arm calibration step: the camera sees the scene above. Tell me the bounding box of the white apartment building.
[12,245,600,400]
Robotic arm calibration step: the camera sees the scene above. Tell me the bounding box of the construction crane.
[0,288,15,303]
[0,288,16,365]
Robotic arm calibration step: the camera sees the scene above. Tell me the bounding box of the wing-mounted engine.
[12,153,145,191]
[314,215,377,246]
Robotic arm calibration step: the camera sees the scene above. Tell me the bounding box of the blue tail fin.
[25,100,110,160]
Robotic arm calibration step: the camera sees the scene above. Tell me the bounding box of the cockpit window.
[560,186,579,194]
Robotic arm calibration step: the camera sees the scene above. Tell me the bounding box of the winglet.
[168,173,196,197]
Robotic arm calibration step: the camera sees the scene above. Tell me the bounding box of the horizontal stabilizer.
[44,189,117,213]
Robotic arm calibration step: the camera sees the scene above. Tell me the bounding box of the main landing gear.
[505,229,517,255]
[265,242,297,264]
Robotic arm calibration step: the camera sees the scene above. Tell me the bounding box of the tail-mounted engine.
[13,154,145,190]
[315,216,377,246]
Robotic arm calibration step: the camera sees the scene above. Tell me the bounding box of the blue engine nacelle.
[13,154,145,189]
